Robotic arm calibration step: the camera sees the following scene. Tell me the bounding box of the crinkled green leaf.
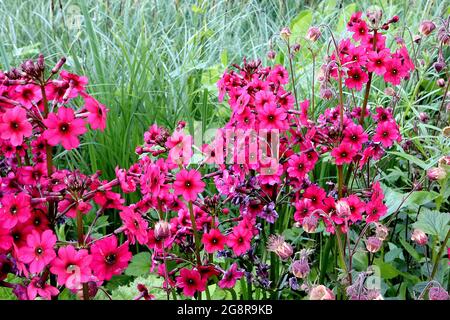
[125,252,152,277]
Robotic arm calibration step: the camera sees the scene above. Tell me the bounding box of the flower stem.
[76,208,89,300]
[188,201,202,266]
[430,229,450,280]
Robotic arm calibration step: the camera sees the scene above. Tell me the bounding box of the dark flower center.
[105,253,117,265]
[10,205,18,215]
[10,122,19,130]
[59,123,69,132]
[35,247,43,255]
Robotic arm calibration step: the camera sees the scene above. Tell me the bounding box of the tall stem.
[359,29,377,125]
[76,208,89,300]
[188,201,202,266]
[430,229,450,280]
[188,201,202,300]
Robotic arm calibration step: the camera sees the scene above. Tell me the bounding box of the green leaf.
[404,191,440,207]
[125,252,151,277]
[290,10,312,42]
[387,151,431,170]
[376,261,400,280]
[399,238,421,262]
[413,210,450,241]
[110,274,167,300]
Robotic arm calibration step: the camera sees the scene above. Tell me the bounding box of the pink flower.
[13,84,42,109]
[0,107,33,146]
[257,102,288,130]
[383,59,406,85]
[18,230,57,274]
[367,50,390,75]
[254,90,276,109]
[27,277,59,300]
[331,143,357,165]
[227,224,252,256]
[60,70,88,94]
[119,206,148,245]
[373,121,399,147]
[350,20,369,41]
[0,192,31,228]
[365,199,387,223]
[43,107,87,150]
[82,93,108,131]
[0,222,13,252]
[201,229,226,253]
[287,154,314,179]
[345,67,368,91]
[343,124,368,150]
[309,285,335,300]
[173,169,205,201]
[176,268,207,297]
[90,235,131,281]
[50,245,92,289]
[218,263,244,289]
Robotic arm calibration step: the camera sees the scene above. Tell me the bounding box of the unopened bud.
[154,220,171,240]
[427,167,446,181]
[302,215,318,233]
[280,27,291,41]
[428,286,449,300]
[290,258,310,278]
[306,26,321,42]
[267,50,276,60]
[335,200,351,218]
[309,285,335,300]
[267,235,293,260]
[411,229,428,245]
[366,236,382,253]
[437,78,446,87]
[419,20,436,36]
[419,112,429,123]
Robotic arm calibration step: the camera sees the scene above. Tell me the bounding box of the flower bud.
[384,87,396,96]
[375,223,389,241]
[411,229,428,245]
[429,286,449,300]
[267,235,293,260]
[366,7,383,27]
[306,26,321,42]
[438,155,450,166]
[292,43,301,53]
[366,236,382,253]
[267,50,276,60]
[434,61,445,72]
[154,220,171,240]
[443,126,450,138]
[335,200,351,219]
[290,258,310,278]
[309,285,335,300]
[419,20,436,36]
[390,15,399,23]
[419,112,429,123]
[302,214,318,233]
[280,27,291,40]
[320,87,334,100]
[427,167,447,181]
[437,78,446,87]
